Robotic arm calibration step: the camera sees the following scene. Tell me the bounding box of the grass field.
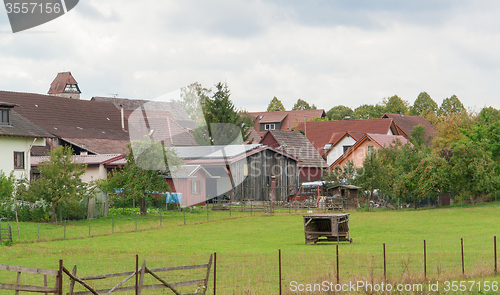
[1,204,500,294]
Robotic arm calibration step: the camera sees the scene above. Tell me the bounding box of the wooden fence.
[0,218,12,244]
[0,255,212,295]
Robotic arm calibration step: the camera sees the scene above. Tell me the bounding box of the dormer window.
[264,123,275,130]
[0,109,10,125]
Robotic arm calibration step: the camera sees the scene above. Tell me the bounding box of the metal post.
[250,201,252,216]
[88,218,91,237]
[37,223,39,240]
[336,244,339,283]
[64,220,66,239]
[183,209,186,225]
[495,236,497,274]
[461,238,465,275]
[206,204,209,222]
[112,216,114,234]
[213,252,217,295]
[135,255,139,295]
[424,240,427,279]
[383,243,386,280]
[229,201,231,217]
[160,211,162,226]
[279,249,282,295]
[135,215,138,231]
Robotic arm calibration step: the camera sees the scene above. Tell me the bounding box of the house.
[0,102,53,180]
[259,130,328,183]
[31,154,126,183]
[47,71,81,100]
[247,109,326,138]
[381,113,437,145]
[165,165,216,206]
[293,118,400,165]
[171,144,299,203]
[330,133,408,168]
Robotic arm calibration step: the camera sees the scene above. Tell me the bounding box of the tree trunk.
[470,194,475,206]
[51,202,57,223]
[140,198,147,215]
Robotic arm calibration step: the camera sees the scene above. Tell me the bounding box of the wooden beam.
[103,268,138,295]
[72,281,206,295]
[62,267,99,295]
[68,265,77,295]
[145,267,181,295]
[137,261,146,295]
[0,283,58,293]
[0,265,58,276]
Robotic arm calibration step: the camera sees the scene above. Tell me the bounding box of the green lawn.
[1,205,500,294]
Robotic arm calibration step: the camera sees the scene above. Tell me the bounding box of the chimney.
[343,116,351,120]
[120,104,125,131]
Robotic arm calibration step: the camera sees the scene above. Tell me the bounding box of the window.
[264,124,275,130]
[191,180,202,194]
[343,145,352,153]
[14,151,24,169]
[323,143,332,150]
[367,145,374,156]
[0,109,9,125]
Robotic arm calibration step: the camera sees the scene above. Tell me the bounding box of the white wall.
[0,136,45,180]
[326,136,356,166]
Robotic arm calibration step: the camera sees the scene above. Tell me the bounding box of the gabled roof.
[245,127,261,144]
[0,110,54,138]
[248,109,326,136]
[168,165,214,178]
[330,133,408,168]
[60,138,130,155]
[260,130,327,168]
[382,113,437,145]
[47,72,80,94]
[294,118,399,156]
[91,96,196,130]
[0,90,129,141]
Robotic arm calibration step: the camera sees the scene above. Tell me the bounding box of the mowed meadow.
[1,204,500,294]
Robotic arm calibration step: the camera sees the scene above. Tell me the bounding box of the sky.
[1,0,500,112]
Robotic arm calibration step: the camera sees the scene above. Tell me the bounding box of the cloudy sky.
[1,0,500,112]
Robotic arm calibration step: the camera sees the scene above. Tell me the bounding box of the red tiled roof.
[245,127,261,144]
[382,113,437,145]
[128,114,198,146]
[295,119,399,156]
[61,138,130,155]
[47,72,79,94]
[248,109,326,136]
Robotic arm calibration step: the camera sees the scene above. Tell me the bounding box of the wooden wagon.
[303,213,352,244]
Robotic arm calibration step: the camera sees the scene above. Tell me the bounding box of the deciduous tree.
[439,95,465,116]
[327,105,355,121]
[292,99,316,110]
[382,95,410,114]
[411,92,438,117]
[267,96,285,111]
[354,104,386,119]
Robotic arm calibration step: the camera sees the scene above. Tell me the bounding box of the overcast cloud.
[1,0,500,112]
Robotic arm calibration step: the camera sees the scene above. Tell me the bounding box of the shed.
[325,184,362,210]
[303,213,352,244]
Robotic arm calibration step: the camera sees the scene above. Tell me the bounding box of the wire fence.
[1,236,499,294]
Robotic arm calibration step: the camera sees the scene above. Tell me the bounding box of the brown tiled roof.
[245,127,261,144]
[32,154,125,166]
[382,113,437,145]
[260,130,327,168]
[294,119,399,156]
[0,110,54,138]
[0,90,129,141]
[248,109,326,136]
[91,96,196,130]
[47,72,79,94]
[128,114,198,146]
[61,138,130,155]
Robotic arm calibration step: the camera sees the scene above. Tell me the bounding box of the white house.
[0,102,53,180]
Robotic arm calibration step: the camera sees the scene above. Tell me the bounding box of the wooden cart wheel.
[350,238,353,244]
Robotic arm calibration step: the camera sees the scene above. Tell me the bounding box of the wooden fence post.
[58,260,63,295]
[135,255,138,295]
